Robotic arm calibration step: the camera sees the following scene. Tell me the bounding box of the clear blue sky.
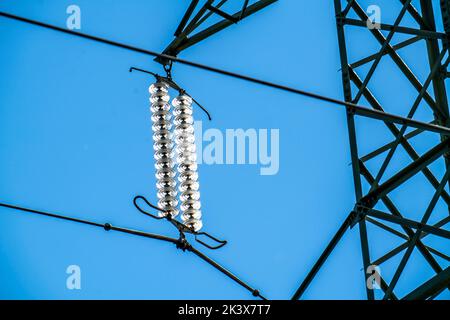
[0,0,449,299]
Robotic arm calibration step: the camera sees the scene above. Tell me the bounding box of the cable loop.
[133,195,227,250]
[195,232,227,250]
[130,66,212,120]
[133,195,166,220]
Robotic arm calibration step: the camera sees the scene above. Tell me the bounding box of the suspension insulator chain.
[173,94,203,232]
[149,81,179,219]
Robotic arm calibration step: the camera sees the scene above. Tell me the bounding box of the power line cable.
[1,11,450,136]
[0,201,266,299]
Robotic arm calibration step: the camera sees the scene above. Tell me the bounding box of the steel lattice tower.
[293,0,450,300]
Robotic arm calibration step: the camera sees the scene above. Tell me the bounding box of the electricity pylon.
[2,0,450,300]
[293,0,450,300]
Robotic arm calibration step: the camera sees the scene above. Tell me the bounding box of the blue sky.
[0,0,449,299]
